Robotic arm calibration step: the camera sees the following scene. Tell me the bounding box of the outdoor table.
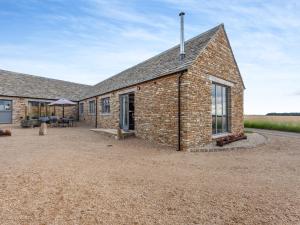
[58,118,75,127]
[39,117,50,123]
[58,118,69,127]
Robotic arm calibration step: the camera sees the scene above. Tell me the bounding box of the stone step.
[90,128,135,139]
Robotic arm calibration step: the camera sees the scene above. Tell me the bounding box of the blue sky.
[0,0,299,114]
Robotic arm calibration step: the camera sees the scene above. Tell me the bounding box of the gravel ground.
[0,127,299,225]
[196,133,267,152]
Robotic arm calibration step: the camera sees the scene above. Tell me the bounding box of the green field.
[244,116,300,133]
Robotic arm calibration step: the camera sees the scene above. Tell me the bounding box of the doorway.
[120,93,135,131]
[0,99,12,124]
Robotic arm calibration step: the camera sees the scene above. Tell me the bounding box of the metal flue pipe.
[179,11,185,60]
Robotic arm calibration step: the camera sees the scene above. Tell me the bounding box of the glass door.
[120,93,135,131]
[120,94,129,131]
[0,100,12,124]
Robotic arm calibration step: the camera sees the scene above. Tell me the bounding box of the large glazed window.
[28,101,54,118]
[211,83,229,134]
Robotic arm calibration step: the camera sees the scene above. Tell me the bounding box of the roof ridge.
[185,23,224,69]
[94,23,223,87]
[0,69,92,87]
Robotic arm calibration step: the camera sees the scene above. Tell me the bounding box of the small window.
[79,103,84,115]
[101,97,110,113]
[89,100,96,115]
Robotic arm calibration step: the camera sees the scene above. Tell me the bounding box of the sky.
[0,0,299,115]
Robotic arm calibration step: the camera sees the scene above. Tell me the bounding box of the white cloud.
[1,0,300,114]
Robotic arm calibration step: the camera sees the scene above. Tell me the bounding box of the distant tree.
[266,112,300,116]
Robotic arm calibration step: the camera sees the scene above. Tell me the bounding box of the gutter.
[0,94,79,102]
[95,96,98,128]
[177,71,185,151]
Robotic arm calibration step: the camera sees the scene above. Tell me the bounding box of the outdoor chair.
[21,118,40,128]
[68,116,75,127]
[49,116,58,127]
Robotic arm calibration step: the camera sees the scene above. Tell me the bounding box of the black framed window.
[89,100,96,115]
[79,103,84,115]
[211,83,229,134]
[101,97,110,113]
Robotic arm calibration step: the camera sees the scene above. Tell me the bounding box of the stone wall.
[98,93,120,129]
[54,104,78,120]
[135,75,180,147]
[79,74,181,148]
[79,97,97,127]
[180,26,244,151]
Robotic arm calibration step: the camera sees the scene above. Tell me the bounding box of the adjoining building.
[0,70,91,125]
[0,23,245,151]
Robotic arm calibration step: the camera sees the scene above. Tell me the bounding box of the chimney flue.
[179,11,185,60]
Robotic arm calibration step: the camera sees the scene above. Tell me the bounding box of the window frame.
[101,97,110,114]
[211,82,229,135]
[88,100,96,115]
[27,100,54,118]
[79,102,84,115]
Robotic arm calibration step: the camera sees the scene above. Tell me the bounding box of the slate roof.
[84,24,223,99]
[0,69,91,101]
[0,24,229,101]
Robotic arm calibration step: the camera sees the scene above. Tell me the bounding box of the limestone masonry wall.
[135,74,180,147]
[79,97,96,127]
[79,74,181,148]
[180,26,244,151]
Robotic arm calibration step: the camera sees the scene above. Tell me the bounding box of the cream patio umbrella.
[48,98,76,118]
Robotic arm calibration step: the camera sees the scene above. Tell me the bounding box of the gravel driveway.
[0,127,299,225]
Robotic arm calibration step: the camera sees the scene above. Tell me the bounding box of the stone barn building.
[0,24,245,151]
[0,71,90,125]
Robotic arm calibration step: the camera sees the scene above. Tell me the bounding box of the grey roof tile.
[84,24,222,98]
[0,70,91,101]
[0,24,222,101]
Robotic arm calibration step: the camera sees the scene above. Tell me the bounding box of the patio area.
[0,127,299,224]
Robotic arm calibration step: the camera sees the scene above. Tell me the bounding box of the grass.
[244,120,300,133]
